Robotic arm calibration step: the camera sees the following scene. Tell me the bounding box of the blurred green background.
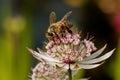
[0,0,120,80]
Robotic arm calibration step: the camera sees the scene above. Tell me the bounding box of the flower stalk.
[68,64,72,80]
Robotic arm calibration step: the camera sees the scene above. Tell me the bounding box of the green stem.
[68,64,72,80]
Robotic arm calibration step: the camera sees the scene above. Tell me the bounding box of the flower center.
[63,59,76,64]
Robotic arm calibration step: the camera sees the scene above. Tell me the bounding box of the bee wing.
[61,11,72,21]
[49,11,56,25]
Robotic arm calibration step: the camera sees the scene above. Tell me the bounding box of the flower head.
[31,61,68,80]
[28,31,115,70]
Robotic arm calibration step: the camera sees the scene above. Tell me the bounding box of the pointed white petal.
[81,49,115,64]
[37,48,46,54]
[78,64,101,69]
[27,48,43,61]
[83,44,107,61]
[27,48,60,63]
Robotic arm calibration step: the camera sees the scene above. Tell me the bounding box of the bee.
[46,11,73,40]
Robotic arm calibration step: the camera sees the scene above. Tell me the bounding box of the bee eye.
[49,32,56,36]
[46,32,54,36]
[49,33,54,36]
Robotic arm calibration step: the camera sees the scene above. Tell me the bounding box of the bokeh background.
[0,0,120,80]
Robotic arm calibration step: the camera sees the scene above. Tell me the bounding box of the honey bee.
[46,11,73,40]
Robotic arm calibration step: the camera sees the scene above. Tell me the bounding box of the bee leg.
[66,27,72,33]
[68,29,72,33]
[61,33,65,37]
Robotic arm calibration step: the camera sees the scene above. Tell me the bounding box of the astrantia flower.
[28,11,115,80]
[28,31,115,70]
[31,60,68,80]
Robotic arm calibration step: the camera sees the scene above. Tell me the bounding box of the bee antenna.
[61,11,72,21]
